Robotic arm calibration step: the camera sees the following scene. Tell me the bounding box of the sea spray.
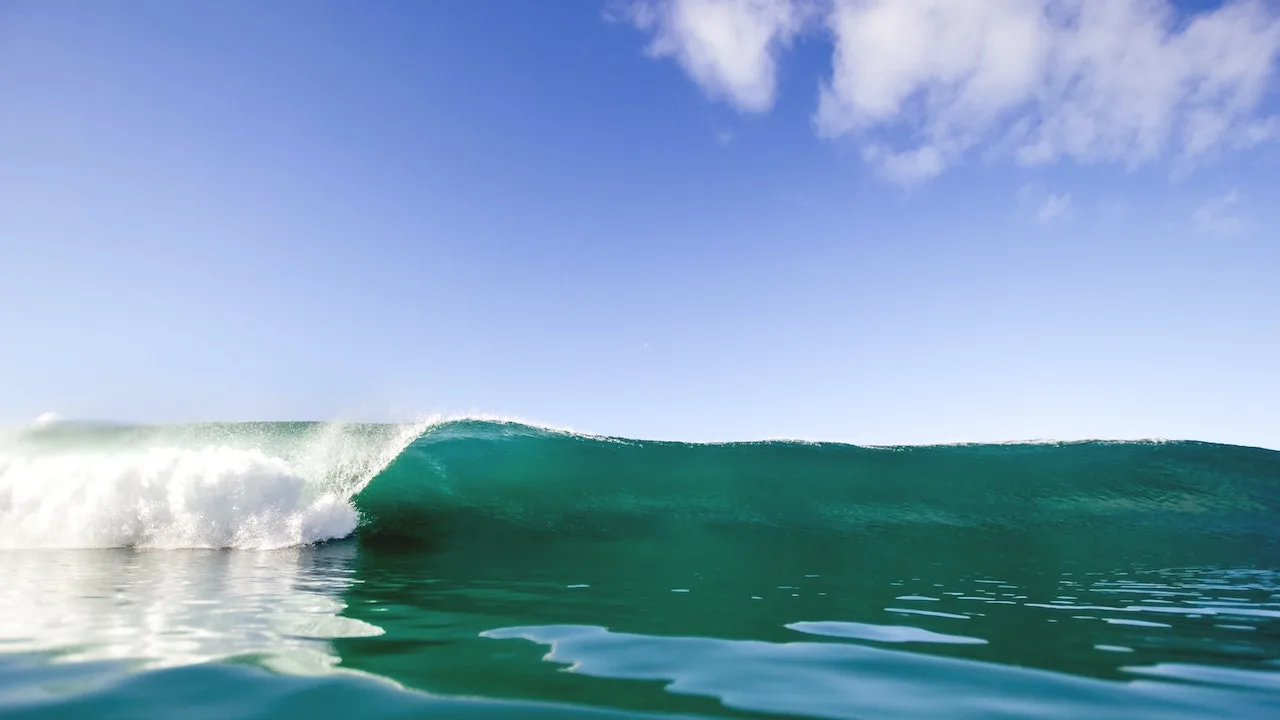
[0,419,429,549]
[0,446,354,549]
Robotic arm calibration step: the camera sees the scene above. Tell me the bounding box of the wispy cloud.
[1018,183,1072,225]
[620,0,1280,184]
[1036,193,1073,225]
[1191,191,1248,236]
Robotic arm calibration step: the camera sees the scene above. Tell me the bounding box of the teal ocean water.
[1,419,1278,718]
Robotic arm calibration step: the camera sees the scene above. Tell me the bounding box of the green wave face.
[354,421,1280,556]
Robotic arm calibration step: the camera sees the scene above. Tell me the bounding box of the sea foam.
[0,447,357,549]
[0,420,429,550]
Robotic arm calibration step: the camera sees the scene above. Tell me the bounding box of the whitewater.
[0,418,430,549]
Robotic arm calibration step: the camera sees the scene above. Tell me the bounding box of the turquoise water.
[1,420,1278,718]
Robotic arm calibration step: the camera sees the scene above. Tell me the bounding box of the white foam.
[0,447,355,549]
[0,420,430,550]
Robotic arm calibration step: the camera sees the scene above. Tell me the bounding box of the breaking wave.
[1,418,1277,551]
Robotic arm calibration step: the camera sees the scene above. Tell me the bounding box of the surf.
[0,419,428,549]
[1,417,1277,551]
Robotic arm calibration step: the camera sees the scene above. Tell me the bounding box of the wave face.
[2,419,1278,551]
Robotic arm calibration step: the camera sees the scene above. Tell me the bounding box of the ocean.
[1,419,1277,719]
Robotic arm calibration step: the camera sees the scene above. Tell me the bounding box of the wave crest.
[2,418,1278,551]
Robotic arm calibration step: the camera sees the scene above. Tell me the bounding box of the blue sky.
[1,0,1277,448]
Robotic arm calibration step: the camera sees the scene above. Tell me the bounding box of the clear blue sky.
[1,0,1277,448]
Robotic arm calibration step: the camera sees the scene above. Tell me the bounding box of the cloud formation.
[622,0,1280,182]
[620,0,816,112]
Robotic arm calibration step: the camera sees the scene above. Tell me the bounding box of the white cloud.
[818,0,1051,136]
[619,0,816,112]
[863,143,946,185]
[822,0,1280,182]
[1191,191,1248,236]
[622,0,1280,183]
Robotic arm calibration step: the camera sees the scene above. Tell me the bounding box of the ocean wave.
[1,418,1277,550]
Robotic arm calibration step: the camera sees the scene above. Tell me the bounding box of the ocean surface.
[1,419,1277,719]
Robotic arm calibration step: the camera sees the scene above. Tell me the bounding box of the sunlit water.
[2,421,1277,718]
[1,538,1277,719]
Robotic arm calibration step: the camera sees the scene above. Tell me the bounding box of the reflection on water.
[0,544,379,674]
[1,538,1278,720]
[470,564,1280,718]
[786,620,987,644]
[329,539,1280,719]
[481,624,1279,719]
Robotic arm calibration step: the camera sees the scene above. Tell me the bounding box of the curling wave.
[1,418,1277,550]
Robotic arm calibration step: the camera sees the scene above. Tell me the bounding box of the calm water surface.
[1,532,1277,719]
